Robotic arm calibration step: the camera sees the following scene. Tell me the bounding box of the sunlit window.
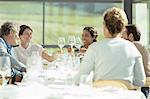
[0,1,123,46]
[45,2,122,45]
[133,2,149,46]
[0,2,43,44]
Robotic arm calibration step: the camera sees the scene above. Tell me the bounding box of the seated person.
[122,24,150,77]
[79,26,98,56]
[0,22,26,83]
[74,7,146,87]
[122,24,150,97]
[67,27,98,57]
[14,25,56,65]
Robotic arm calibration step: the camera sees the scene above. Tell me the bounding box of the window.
[44,2,123,45]
[133,1,150,46]
[0,1,123,47]
[0,1,43,44]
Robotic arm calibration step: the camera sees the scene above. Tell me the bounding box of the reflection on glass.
[75,36,82,50]
[58,37,65,53]
[68,36,76,48]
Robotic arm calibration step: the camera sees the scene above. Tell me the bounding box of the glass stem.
[60,47,63,53]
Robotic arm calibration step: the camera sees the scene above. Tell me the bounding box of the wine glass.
[68,36,76,52]
[0,53,11,86]
[75,36,82,50]
[58,37,65,53]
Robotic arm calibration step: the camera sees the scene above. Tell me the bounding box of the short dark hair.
[0,22,15,37]
[125,24,141,41]
[19,25,32,36]
[83,26,98,42]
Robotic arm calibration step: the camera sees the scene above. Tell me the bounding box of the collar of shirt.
[19,43,32,55]
[3,39,13,55]
[19,43,31,50]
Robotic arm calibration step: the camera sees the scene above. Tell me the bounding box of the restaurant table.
[0,82,146,99]
[0,59,146,99]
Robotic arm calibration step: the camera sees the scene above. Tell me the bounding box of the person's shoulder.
[89,41,100,47]
[119,38,134,45]
[133,41,149,52]
[133,41,143,47]
[0,38,5,44]
[0,37,3,41]
[88,41,104,50]
[30,44,44,52]
[30,43,42,48]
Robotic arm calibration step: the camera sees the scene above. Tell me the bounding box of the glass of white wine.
[58,37,65,53]
[68,36,76,51]
[75,36,82,50]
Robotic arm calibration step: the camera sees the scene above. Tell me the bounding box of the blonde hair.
[103,7,128,36]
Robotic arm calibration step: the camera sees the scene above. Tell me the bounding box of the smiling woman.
[14,24,56,65]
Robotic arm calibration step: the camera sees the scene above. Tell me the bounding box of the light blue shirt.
[75,37,146,86]
[0,38,25,72]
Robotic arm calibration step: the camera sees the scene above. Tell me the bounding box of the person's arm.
[0,42,26,72]
[74,44,95,85]
[134,42,150,77]
[6,53,26,72]
[133,56,146,86]
[42,50,56,62]
[141,46,150,76]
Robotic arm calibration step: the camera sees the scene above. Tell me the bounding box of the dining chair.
[93,80,140,90]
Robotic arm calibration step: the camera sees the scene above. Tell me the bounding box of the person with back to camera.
[0,22,26,84]
[122,24,150,97]
[14,25,56,65]
[74,7,146,88]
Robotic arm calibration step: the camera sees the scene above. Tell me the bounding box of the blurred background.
[0,0,149,51]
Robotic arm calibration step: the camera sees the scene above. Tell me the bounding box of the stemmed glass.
[0,53,11,86]
[58,37,65,53]
[68,36,76,52]
[75,36,82,50]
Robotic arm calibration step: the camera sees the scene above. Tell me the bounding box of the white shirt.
[14,43,44,65]
[75,37,146,86]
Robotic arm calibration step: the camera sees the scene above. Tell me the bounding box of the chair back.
[93,80,140,90]
[144,77,150,87]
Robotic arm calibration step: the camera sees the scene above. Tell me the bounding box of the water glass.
[68,36,76,48]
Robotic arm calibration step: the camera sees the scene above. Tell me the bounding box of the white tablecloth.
[0,82,146,99]
[0,61,146,99]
